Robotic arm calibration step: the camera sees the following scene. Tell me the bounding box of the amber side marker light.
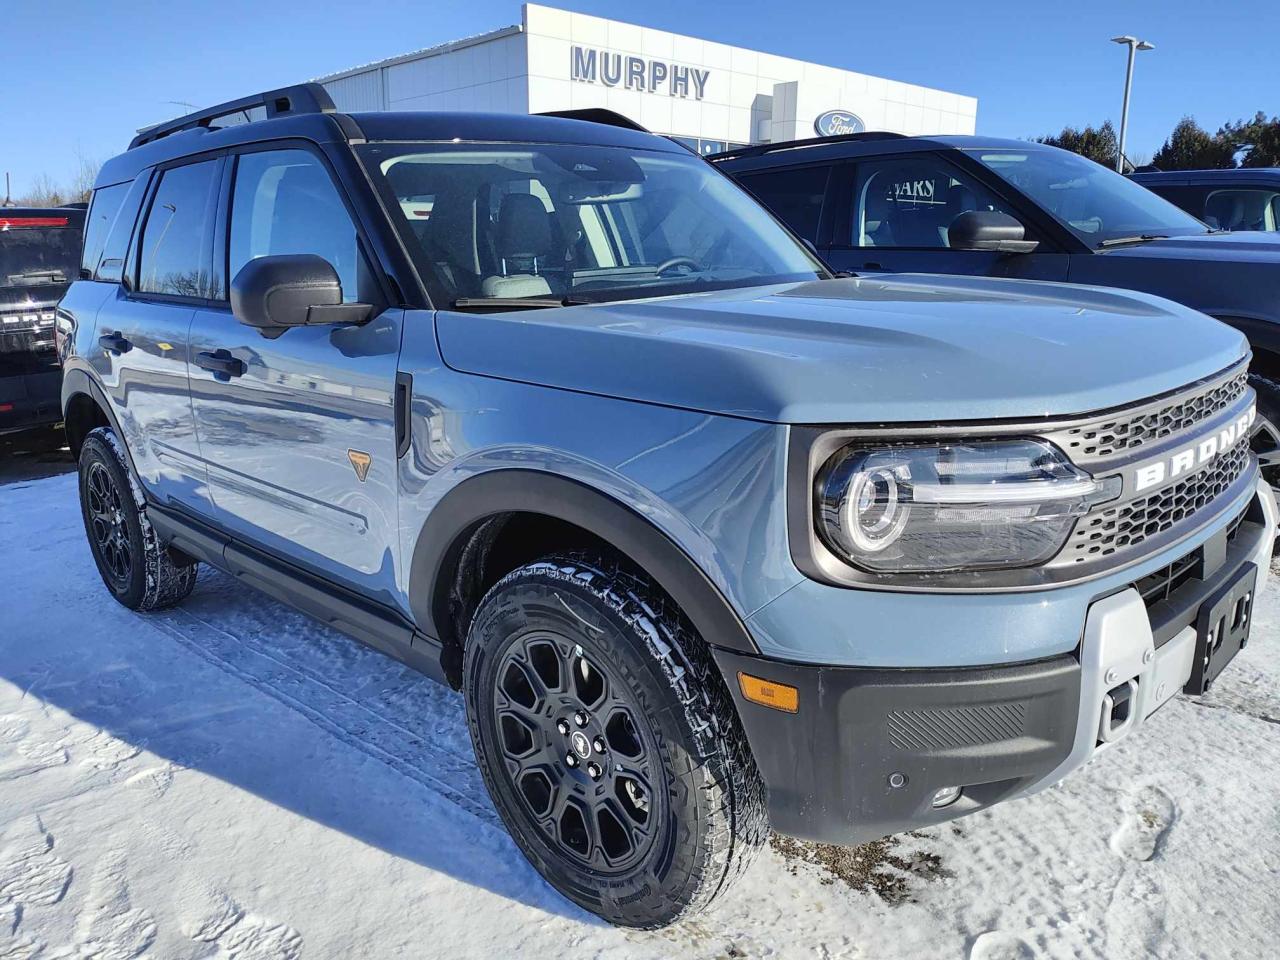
[737,672,799,713]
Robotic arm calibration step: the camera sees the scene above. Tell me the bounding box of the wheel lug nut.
[587,762,602,780]
[592,737,606,754]
[574,711,588,727]
[565,753,578,768]
[556,719,570,735]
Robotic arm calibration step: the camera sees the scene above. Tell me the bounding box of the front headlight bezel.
[813,438,1108,574]
[785,423,1124,593]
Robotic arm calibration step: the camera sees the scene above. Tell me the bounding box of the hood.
[436,275,1248,424]
[1099,230,1280,264]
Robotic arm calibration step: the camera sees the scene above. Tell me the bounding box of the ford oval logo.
[814,110,866,137]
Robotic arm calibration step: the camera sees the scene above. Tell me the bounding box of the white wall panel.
[321,4,979,143]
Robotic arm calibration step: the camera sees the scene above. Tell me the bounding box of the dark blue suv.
[714,135,1280,461]
[1130,168,1280,233]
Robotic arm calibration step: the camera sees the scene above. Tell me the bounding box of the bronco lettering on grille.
[1133,405,1256,492]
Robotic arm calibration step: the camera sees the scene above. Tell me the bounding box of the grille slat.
[1063,372,1248,458]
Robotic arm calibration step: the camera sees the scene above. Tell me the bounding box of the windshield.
[357,142,825,307]
[0,215,83,289]
[967,147,1211,246]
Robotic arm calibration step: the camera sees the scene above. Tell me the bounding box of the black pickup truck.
[1,206,84,434]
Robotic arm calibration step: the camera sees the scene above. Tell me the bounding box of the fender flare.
[60,367,141,483]
[408,469,760,656]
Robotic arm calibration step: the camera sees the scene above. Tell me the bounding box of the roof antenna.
[2,172,13,208]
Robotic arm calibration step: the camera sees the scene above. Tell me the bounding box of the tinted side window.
[735,165,831,243]
[96,176,151,284]
[81,182,130,278]
[845,155,1011,249]
[229,149,371,303]
[138,161,218,296]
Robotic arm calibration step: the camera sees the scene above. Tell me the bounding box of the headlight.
[816,439,1114,573]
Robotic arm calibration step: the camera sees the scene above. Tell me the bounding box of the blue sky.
[5,0,1276,197]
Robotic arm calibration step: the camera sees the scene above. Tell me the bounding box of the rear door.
[821,152,1069,281]
[92,157,220,511]
[187,143,403,598]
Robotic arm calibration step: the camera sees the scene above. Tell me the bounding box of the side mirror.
[230,254,373,331]
[948,211,1040,254]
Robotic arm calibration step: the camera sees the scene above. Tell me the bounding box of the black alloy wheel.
[85,459,133,588]
[493,630,660,873]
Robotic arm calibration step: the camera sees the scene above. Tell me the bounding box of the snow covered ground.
[2,465,1278,959]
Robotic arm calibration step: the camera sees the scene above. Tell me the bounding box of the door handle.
[862,261,893,272]
[98,332,132,354]
[195,349,246,379]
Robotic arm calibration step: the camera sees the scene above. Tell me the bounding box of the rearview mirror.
[948,211,1039,254]
[231,254,373,331]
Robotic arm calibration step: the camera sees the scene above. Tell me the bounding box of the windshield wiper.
[1096,234,1169,249]
[450,296,592,312]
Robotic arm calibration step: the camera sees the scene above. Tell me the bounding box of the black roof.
[1130,168,1280,184]
[98,82,683,188]
[710,133,1053,171]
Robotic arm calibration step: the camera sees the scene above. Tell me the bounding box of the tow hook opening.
[1099,678,1138,743]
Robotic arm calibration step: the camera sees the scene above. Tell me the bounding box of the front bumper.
[715,481,1275,846]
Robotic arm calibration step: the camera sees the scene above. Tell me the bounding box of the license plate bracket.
[1185,562,1257,696]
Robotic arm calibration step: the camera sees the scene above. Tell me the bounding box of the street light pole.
[1111,35,1154,173]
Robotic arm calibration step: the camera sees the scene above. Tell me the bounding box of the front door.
[188,145,403,599]
[822,153,1069,282]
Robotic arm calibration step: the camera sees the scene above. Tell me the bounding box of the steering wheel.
[654,256,702,276]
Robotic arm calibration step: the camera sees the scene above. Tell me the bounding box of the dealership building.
[315,3,978,155]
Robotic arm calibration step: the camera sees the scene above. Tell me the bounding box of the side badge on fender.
[348,449,372,483]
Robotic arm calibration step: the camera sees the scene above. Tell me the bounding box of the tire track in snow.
[147,609,500,827]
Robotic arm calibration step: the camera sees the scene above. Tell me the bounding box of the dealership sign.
[814,110,866,137]
[571,46,710,100]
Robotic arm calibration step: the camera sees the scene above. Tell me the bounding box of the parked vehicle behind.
[1,207,84,434]
[1130,168,1280,233]
[713,136,1280,459]
[60,86,1275,928]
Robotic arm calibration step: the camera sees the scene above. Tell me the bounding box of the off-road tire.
[463,553,767,928]
[78,426,198,610]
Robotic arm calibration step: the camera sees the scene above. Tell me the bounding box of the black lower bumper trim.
[713,648,1080,845]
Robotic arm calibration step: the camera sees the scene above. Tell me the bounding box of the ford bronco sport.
[61,85,1275,928]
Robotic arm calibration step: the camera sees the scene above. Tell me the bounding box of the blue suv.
[59,86,1275,927]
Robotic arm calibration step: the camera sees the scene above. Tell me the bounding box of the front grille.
[1067,437,1252,563]
[1062,372,1248,458]
[1131,506,1248,612]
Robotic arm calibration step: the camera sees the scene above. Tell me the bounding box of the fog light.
[931,785,962,808]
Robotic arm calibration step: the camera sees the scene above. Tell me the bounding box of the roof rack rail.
[534,108,649,133]
[707,131,908,162]
[129,82,338,150]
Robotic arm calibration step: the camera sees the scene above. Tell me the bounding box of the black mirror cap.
[231,254,360,329]
[948,211,1040,254]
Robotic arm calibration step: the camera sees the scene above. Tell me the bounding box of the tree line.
[1033,112,1280,170]
[2,154,98,208]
